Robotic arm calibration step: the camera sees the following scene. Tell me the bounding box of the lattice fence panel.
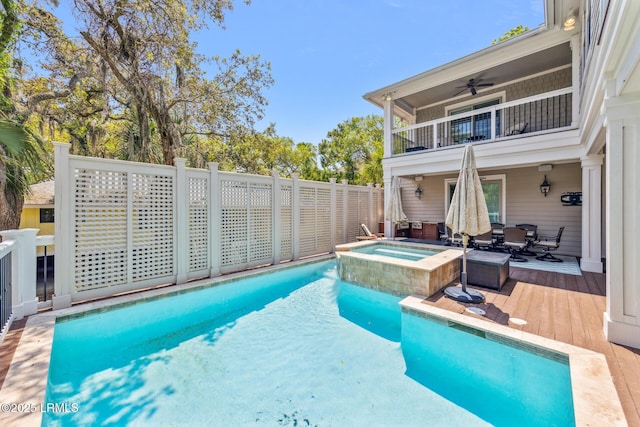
[131,173,174,282]
[346,189,361,241]
[316,187,332,252]
[220,180,248,267]
[299,186,317,256]
[358,190,369,227]
[249,183,273,263]
[335,189,345,245]
[74,169,128,292]
[280,184,292,261]
[189,176,209,272]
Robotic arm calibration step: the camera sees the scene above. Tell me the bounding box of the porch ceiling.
[398,42,572,115]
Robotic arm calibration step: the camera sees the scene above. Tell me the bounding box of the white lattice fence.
[53,143,383,309]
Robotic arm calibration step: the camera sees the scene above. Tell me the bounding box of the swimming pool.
[43,260,576,426]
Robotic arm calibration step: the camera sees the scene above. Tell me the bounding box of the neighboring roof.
[25,180,55,206]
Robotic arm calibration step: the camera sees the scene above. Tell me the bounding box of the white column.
[209,163,221,276]
[0,229,39,319]
[383,97,394,156]
[603,97,640,348]
[580,154,604,273]
[272,169,282,264]
[174,158,188,284]
[570,35,581,127]
[52,142,72,310]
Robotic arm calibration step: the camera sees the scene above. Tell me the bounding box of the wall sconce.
[563,9,576,31]
[540,175,551,197]
[415,185,423,199]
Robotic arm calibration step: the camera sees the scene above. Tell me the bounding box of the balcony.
[392,88,573,155]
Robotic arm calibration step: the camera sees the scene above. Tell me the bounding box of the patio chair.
[473,230,495,251]
[503,227,528,262]
[356,223,379,241]
[437,222,450,245]
[534,227,565,262]
[515,223,538,255]
[446,226,463,247]
[507,122,528,136]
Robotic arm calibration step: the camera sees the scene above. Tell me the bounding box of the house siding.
[398,162,582,257]
[416,67,573,124]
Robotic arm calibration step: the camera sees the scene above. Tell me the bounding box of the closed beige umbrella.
[385,176,408,240]
[445,145,491,303]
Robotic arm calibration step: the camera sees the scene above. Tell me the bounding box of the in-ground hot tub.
[335,240,462,297]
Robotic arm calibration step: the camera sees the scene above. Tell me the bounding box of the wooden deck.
[1,265,639,425]
[425,266,640,427]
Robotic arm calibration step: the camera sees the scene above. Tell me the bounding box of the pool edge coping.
[400,296,628,427]
[0,255,335,427]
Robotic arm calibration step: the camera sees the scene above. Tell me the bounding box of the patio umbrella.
[444,145,491,303]
[385,176,408,240]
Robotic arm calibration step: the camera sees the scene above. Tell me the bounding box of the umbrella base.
[444,286,485,303]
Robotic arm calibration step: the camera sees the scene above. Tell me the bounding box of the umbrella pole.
[461,235,468,293]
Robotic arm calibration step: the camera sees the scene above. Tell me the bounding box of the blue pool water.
[44,260,574,427]
[351,244,439,261]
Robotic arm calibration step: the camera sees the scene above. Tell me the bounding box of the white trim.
[444,174,506,224]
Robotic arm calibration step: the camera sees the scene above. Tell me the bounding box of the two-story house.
[364,0,640,349]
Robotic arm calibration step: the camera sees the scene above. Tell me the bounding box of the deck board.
[426,266,640,427]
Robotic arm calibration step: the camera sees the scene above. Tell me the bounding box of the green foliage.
[318,115,383,185]
[492,24,529,45]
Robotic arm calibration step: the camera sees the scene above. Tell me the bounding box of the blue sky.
[51,0,545,145]
[202,0,546,144]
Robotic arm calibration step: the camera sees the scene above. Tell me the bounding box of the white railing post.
[491,106,497,140]
[272,169,282,265]
[0,229,38,319]
[291,173,300,260]
[433,124,438,149]
[53,142,72,310]
[174,158,188,284]
[209,162,221,276]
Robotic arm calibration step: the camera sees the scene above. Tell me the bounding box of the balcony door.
[448,98,501,143]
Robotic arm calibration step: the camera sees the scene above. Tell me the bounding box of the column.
[0,229,39,319]
[383,96,394,156]
[580,154,603,273]
[570,35,581,127]
[603,96,640,348]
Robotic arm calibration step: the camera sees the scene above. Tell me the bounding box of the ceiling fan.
[454,78,494,96]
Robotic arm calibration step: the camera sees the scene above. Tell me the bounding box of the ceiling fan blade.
[476,83,494,87]
[470,86,477,96]
[453,88,468,97]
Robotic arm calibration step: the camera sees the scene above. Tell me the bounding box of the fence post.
[291,173,300,260]
[272,169,282,265]
[209,163,221,276]
[367,183,374,234]
[329,178,337,251]
[375,184,383,233]
[342,180,348,243]
[175,158,188,284]
[53,142,72,310]
[0,229,38,319]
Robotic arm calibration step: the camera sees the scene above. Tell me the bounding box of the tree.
[71,0,273,166]
[1,0,52,230]
[492,24,529,45]
[318,115,383,185]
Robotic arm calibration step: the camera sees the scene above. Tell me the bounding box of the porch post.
[383,97,394,156]
[580,154,604,273]
[603,93,640,348]
[570,35,580,127]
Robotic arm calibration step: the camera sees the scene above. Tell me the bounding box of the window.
[449,99,501,143]
[445,174,506,224]
[40,208,54,223]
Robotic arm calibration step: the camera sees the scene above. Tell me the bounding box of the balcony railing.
[392,87,573,155]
